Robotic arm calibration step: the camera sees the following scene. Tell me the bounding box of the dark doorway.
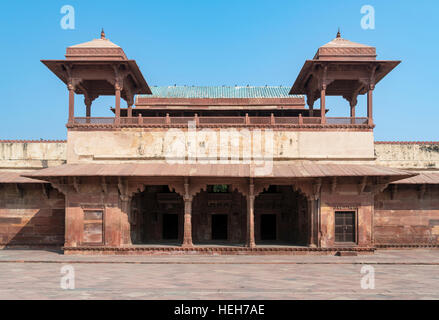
[260,214,277,240]
[163,214,179,240]
[255,185,308,246]
[335,211,356,243]
[211,214,228,240]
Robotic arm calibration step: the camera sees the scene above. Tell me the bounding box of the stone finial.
[336,28,341,38]
[101,28,106,40]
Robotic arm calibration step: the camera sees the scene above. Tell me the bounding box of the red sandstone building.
[0,31,438,255]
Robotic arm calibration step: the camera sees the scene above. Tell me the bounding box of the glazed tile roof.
[141,86,302,99]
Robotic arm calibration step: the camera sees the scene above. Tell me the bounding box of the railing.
[325,117,368,125]
[74,117,115,124]
[71,116,371,127]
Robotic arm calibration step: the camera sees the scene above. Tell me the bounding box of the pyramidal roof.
[321,36,372,48]
[69,38,120,48]
[314,30,376,61]
[69,29,120,48]
[65,30,127,60]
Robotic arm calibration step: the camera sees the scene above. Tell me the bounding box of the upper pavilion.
[290,31,400,124]
[41,30,400,129]
[41,30,151,123]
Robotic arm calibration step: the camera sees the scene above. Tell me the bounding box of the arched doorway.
[255,185,308,245]
[191,185,247,245]
[130,185,184,245]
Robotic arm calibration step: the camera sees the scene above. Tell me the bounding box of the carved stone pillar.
[367,85,374,125]
[182,178,193,247]
[115,81,122,124]
[320,84,326,124]
[308,199,318,247]
[307,97,314,117]
[85,98,92,118]
[311,179,322,248]
[350,101,356,124]
[246,178,256,248]
[68,83,75,124]
[127,103,133,118]
[120,195,133,246]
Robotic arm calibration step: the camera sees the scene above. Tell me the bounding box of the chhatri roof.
[320,31,373,49]
[69,30,120,49]
[43,30,151,95]
[65,29,128,60]
[313,30,376,60]
[69,38,121,49]
[140,86,302,99]
[290,31,399,95]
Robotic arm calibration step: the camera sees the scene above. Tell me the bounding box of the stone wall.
[67,129,375,163]
[0,184,65,246]
[374,142,439,169]
[0,141,66,170]
[2,140,439,170]
[374,184,439,245]
[319,182,374,248]
[64,178,128,248]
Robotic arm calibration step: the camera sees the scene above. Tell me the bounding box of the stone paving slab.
[0,249,438,299]
[0,262,438,299]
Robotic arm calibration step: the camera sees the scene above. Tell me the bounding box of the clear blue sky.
[0,0,437,141]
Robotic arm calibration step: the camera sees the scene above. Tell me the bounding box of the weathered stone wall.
[320,182,374,248]
[67,129,375,163]
[0,141,66,170]
[0,184,65,246]
[64,179,128,248]
[374,185,439,245]
[375,142,439,169]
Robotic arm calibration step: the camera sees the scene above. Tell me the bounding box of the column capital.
[115,81,123,91]
[67,78,81,91]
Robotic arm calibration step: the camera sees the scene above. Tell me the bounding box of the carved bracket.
[101,177,108,195]
[359,177,367,195]
[312,178,322,200]
[50,179,69,195]
[418,184,427,200]
[118,177,130,201]
[41,184,51,200]
[371,182,389,195]
[390,184,398,200]
[72,177,80,193]
[331,177,337,194]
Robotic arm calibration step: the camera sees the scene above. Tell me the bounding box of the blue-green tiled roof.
[141,86,302,99]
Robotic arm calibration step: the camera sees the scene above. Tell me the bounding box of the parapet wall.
[66,129,376,164]
[374,142,439,170]
[0,141,66,171]
[1,140,439,171]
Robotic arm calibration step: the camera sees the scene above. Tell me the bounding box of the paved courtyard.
[0,249,438,299]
